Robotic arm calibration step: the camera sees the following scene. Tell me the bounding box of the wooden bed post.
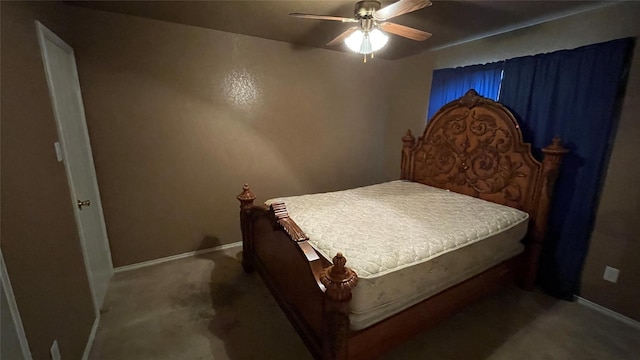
[401,129,416,180]
[320,253,358,360]
[525,137,568,290]
[237,184,257,273]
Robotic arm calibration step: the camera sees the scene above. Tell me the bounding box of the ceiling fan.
[290,0,432,61]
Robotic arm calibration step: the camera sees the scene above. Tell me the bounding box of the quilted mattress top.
[266,180,529,279]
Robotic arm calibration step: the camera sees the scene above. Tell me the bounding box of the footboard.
[237,185,358,360]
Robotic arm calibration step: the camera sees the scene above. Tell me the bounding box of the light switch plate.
[603,266,620,283]
[54,142,64,162]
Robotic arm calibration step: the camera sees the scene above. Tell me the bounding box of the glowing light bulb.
[345,30,364,53]
[369,29,389,52]
[345,28,389,55]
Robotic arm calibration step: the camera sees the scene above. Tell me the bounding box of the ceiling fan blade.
[379,22,432,41]
[374,0,432,21]
[327,27,359,46]
[289,13,358,23]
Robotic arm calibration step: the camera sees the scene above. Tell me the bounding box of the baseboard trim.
[575,296,640,330]
[114,242,242,273]
[81,314,100,360]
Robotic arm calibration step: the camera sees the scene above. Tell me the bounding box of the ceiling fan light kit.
[290,0,432,62]
[345,28,389,55]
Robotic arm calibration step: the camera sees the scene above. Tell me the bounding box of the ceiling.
[67,0,610,60]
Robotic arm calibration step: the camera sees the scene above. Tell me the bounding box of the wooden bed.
[236,90,567,360]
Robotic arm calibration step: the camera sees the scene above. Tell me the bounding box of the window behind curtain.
[498,38,634,299]
[426,62,504,121]
[426,38,634,300]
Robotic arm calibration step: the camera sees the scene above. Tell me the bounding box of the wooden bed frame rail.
[238,187,359,359]
[237,90,567,359]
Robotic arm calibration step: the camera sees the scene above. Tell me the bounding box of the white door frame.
[35,21,114,313]
[1,249,33,360]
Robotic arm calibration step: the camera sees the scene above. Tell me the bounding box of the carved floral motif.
[269,202,309,242]
[414,103,531,207]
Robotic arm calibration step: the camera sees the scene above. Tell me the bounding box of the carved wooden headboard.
[401,89,568,288]
[401,89,544,216]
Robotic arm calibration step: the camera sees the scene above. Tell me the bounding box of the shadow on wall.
[197,236,225,252]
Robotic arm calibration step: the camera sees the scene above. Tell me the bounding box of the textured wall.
[0,2,96,358]
[418,2,640,321]
[63,6,393,267]
[579,10,640,321]
[382,53,435,180]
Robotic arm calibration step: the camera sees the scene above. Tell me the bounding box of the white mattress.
[266,181,528,330]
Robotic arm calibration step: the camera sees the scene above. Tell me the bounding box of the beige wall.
[382,53,435,180]
[390,2,640,320]
[579,8,640,321]
[1,1,96,358]
[62,6,393,267]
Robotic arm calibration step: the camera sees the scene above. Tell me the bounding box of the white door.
[36,22,113,312]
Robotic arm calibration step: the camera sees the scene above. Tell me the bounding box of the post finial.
[237,184,256,210]
[402,129,416,148]
[401,130,416,180]
[320,253,358,301]
[543,137,569,155]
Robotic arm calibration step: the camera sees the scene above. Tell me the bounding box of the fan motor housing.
[354,0,381,19]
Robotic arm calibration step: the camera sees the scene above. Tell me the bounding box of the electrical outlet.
[603,266,620,283]
[50,340,61,360]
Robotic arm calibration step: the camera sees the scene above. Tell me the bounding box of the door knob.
[77,199,91,209]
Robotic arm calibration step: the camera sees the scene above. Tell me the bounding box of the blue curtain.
[499,38,634,299]
[427,62,504,120]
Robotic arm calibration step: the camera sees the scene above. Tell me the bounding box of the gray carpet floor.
[89,247,640,359]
